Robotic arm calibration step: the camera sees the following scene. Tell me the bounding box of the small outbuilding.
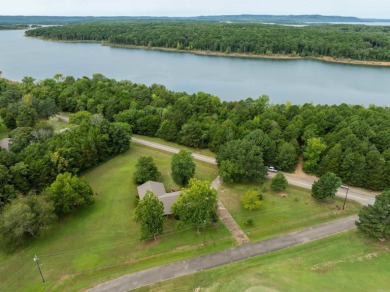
[0,138,11,151]
[137,181,181,215]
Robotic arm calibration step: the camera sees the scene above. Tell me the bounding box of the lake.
[1,29,390,105]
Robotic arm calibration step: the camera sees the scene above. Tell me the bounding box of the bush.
[244,218,254,227]
[271,173,288,192]
[242,190,263,212]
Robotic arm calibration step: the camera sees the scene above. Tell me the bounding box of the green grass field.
[133,134,217,158]
[47,116,69,131]
[136,230,390,292]
[0,117,9,139]
[0,143,233,291]
[219,181,361,241]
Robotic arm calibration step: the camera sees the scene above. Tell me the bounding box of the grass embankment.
[136,230,390,291]
[219,181,361,242]
[0,117,9,139]
[133,134,216,158]
[0,143,233,291]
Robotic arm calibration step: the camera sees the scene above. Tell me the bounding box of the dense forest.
[1,74,389,211]
[0,24,31,30]
[25,22,390,61]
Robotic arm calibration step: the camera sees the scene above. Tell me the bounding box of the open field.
[47,116,70,131]
[219,181,362,241]
[136,230,390,291]
[0,117,9,139]
[0,130,9,140]
[0,143,233,291]
[133,134,217,158]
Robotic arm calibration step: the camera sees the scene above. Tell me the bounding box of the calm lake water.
[1,29,390,105]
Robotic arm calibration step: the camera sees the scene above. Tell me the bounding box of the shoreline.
[103,43,390,67]
[25,36,390,67]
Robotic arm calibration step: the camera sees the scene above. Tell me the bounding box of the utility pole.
[341,185,349,210]
[33,255,45,283]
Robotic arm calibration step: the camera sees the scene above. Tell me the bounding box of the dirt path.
[211,176,250,245]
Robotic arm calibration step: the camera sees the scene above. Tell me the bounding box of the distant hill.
[1,14,390,25]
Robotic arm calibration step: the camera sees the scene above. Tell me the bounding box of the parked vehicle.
[268,166,278,173]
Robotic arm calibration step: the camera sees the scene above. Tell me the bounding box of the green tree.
[9,127,33,153]
[0,195,56,249]
[108,122,132,154]
[171,178,217,233]
[317,143,343,176]
[364,150,385,190]
[16,105,38,128]
[69,110,92,125]
[242,190,263,212]
[133,156,161,185]
[243,129,276,166]
[271,172,288,192]
[171,150,196,187]
[217,139,267,183]
[45,172,94,215]
[341,151,366,186]
[311,172,342,200]
[303,137,327,174]
[134,191,164,240]
[356,190,390,240]
[276,141,298,172]
[156,120,178,142]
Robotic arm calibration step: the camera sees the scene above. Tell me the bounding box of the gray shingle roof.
[159,192,181,215]
[137,181,181,215]
[0,138,10,151]
[137,181,166,199]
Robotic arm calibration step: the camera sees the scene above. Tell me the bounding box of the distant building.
[0,138,11,151]
[137,181,181,215]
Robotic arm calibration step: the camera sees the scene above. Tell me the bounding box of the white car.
[268,166,278,173]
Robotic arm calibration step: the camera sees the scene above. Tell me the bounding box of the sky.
[1,0,389,19]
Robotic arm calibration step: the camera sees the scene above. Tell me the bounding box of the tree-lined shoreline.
[25,22,390,65]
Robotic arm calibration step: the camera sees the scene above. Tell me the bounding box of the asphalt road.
[87,215,358,292]
[132,137,376,206]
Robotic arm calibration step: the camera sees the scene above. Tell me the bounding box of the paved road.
[132,137,217,165]
[266,173,375,206]
[132,137,376,206]
[88,215,358,292]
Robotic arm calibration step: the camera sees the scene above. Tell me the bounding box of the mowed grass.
[0,117,9,139]
[219,180,362,241]
[136,230,390,292]
[133,134,217,158]
[0,143,233,292]
[47,116,70,131]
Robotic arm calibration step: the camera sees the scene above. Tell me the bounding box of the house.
[0,138,11,151]
[137,181,181,215]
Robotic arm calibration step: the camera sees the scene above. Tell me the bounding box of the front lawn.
[0,143,233,291]
[136,230,390,291]
[219,180,361,241]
